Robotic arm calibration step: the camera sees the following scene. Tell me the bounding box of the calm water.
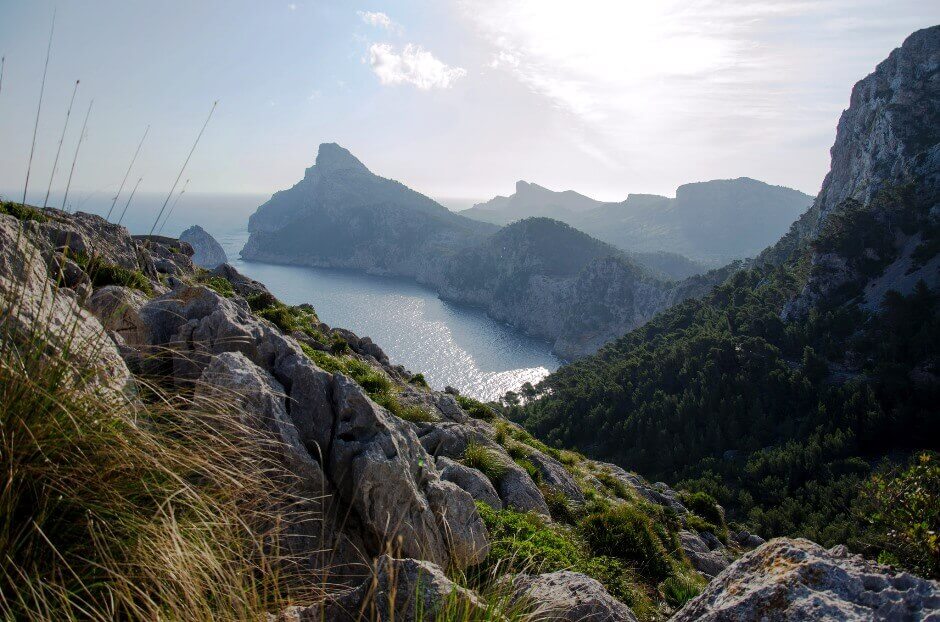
[6,189,560,400]
[218,230,559,401]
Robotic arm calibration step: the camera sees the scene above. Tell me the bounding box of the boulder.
[527,448,585,504]
[498,463,551,516]
[673,538,940,621]
[679,530,731,578]
[500,570,638,621]
[278,555,486,622]
[87,285,151,348]
[211,263,272,298]
[436,456,503,509]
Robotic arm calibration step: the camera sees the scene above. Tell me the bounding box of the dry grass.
[0,313,316,620]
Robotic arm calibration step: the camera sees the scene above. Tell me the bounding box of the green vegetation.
[856,453,940,578]
[246,291,326,344]
[409,372,429,387]
[72,252,153,295]
[679,492,728,542]
[0,200,48,223]
[462,442,508,484]
[516,187,940,575]
[456,394,498,421]
[199,274,235,298]
[299,344,435,423]
[474,502,696,620]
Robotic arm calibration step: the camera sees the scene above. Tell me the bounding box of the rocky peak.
[813,26,939,233]
[313,142,370,175]
[180,224,227,269]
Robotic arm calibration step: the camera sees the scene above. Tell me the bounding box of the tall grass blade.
[148,100,217,236]
[61,99,93,212]
[22,10,55,205]
[157,177,189,233]
[43,79,80,208]
[105,124,150,221]
[117,177,142,226]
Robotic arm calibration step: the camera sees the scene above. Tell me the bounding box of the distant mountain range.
[461,178,813,264]
[241,144,734,358]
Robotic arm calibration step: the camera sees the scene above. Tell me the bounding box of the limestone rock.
[87,285,151,348]
[0,214,130,395]
[673,538,940,621]
[180,225,227,268]
[679,530,731,578]
[501,570,638,622]
[436,456,502,509]
[279,555,486,622]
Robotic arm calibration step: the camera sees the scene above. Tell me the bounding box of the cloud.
[358,10,398,31]
[368,43,467,89]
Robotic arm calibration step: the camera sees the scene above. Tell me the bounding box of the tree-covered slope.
[514,26,940,566]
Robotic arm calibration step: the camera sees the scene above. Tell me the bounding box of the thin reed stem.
[61,99,93,212]
[22,10,55,206]
[117,177,142,226]
[0,56,5,100]
[43,80,80,208]
[149,100,217,235]
[157,178,189,233]
[106,125,150,221]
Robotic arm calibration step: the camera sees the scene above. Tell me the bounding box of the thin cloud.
[358,10,400,32]
[368,43,466,89]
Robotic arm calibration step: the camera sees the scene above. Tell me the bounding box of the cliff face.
[781,26,940,318]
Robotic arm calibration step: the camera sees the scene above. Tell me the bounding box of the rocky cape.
[242,145,729,360]
[2,202,937,620]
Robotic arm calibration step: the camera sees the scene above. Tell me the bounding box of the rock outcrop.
[180,224,227,268]
[501,571,639,622]
[673,538,940,621]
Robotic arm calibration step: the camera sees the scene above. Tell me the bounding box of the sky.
[0,1,937,208]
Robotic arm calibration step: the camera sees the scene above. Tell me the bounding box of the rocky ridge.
[3,201,936,620]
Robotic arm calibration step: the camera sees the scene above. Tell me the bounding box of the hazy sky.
[1,1,937,206]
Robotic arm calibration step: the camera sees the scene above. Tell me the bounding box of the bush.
[680,491,728,542]
[73,253,153,296]
[0,200,48,222]
[409,373,429,387]
[456,394,497,421]
[856,453,940,579]
[579,505,674,581]
[595,470,631,500]
[329,334,350,354]
[462,442,508,484]
[660,573,705,608]
[200,275,235,298]
[257,305,296,333]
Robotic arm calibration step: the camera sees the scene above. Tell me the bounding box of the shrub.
[462,442,508,484]
[456,394,497,421]
[680,491,728,542]
[257,305,296,333]
[0,201,48,222]
[200,275,235,298]
[409,373,429,387]
[579,504,674,581]
[73,253,153,296]
[595,470,631,500]
[245,291,278,312]
[660,573,705,608]
[329,334,350,354]
[856,453,940,579]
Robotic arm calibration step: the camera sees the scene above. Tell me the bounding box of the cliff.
[179,224,227,268]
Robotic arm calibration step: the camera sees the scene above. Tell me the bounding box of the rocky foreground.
[1,203,937,620]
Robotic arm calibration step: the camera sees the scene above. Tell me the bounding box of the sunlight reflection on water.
[219,231,559,401]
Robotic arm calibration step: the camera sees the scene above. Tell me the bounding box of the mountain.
[462,178,813,264]
[242,143,497,281]
[460,180,604,226]
[243,146,719,359]
[179,224,227,268]
[515,26,940,570]
[6,201,936,620]
[436,218,729,359]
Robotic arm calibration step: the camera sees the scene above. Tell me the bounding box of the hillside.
[515,25,940,573]
[461,178,812,264]
[3,200,936,620]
